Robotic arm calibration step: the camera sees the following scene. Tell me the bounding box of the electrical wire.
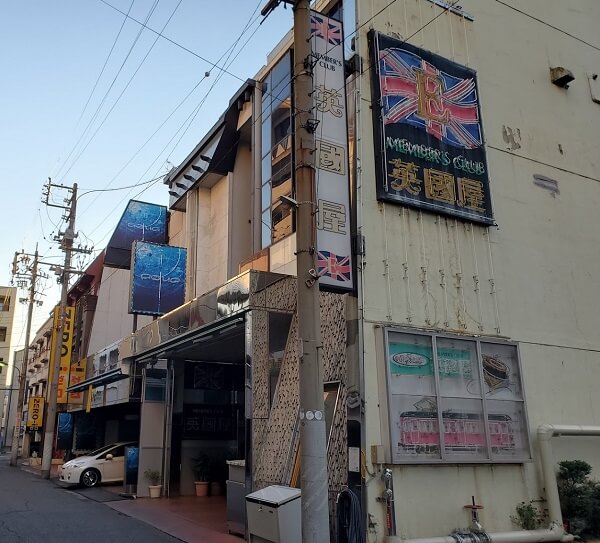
[60,0,184,185]
[493,0,600,53]
[54,0,162,182]
[336,488,364,543]
[74,0,136,127]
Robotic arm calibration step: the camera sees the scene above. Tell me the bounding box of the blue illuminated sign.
[130,241,187,316]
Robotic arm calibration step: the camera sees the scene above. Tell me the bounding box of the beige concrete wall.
[356,0,600,536]
[87,268,152,356]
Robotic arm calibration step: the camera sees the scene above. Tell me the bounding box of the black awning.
[66,368,129,393]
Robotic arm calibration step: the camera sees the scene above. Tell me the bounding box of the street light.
[0,361,22,454]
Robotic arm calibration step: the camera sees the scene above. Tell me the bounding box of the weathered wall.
[356,0,600,536]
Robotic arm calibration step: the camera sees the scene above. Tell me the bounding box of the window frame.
[0,326,7,342]
[383,327,532,464]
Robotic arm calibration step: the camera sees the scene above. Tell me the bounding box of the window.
[0,327,6,342]
[0,295,10,311]
[385,329,530,463]
[261,52,294,248]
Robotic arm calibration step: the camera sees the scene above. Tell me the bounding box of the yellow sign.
[27,396,45,430]
[49,305,75,404]
[86,384,93,413]
[68,357,87,405]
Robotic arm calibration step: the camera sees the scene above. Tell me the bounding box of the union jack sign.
[380,48,481,149]
[369,31,493,225]
[311,13,342,47]
[317,251,351,282]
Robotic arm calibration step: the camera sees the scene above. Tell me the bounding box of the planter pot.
[148,485,161,498]
[194,481,209,497]
[210,481,223,496]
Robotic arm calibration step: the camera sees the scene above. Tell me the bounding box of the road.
[0,455,180,543]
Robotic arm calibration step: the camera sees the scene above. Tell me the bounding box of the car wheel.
[80,469,101,488]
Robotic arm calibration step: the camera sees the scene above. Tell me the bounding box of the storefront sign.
[130,242,187,316]
[369,32,493,224]
[311,11,353,291]
[27,396,44,431]
[56,412,73,450]
[68,357,87,405]
[49,305,75,404]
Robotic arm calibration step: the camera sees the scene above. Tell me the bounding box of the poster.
[57,412,74,450]
[370,31,493,224]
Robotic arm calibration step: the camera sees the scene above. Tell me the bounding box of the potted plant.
[144,468,161,498]
[192,453,209,497]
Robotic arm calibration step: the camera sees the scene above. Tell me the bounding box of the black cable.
[336,488,364,543]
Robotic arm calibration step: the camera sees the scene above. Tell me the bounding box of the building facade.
[0,286,17,434]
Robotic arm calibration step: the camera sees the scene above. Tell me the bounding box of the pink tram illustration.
[398,411,515,454]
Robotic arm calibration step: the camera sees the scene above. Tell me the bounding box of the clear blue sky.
[0,0,293,345]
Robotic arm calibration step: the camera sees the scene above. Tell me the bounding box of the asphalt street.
[0,455,180,543]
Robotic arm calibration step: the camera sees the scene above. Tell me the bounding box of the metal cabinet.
[246,485,301,543]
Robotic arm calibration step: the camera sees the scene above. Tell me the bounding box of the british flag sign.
[311,13,342,46]
[317,251,351,282]
[380,48,481,150]
[369,31,493,225]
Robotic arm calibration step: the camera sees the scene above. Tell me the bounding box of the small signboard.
[27,396,44,431]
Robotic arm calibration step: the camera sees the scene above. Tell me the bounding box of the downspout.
[537,424,600,527]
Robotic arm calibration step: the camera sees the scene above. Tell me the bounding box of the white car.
[59,441,137,487]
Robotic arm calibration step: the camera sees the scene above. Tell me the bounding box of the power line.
[54,0,162,182]
[493,0,600,53]
[75,0,136,126]
[61,0,184,184]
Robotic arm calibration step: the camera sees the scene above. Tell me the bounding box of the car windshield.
[89,444,117,456]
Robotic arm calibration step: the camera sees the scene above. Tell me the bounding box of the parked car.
[59,441,137,487]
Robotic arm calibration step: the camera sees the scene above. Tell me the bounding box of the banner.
[26,396,44,431]
[49,305,75,404]
[310,11,353,291]
[68,357,87,405]
[57,412,74,450]
[369,31,493,224]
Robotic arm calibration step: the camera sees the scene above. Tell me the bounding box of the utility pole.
[41,180,89,479]
[262,1,331,540]
[9,249,40,466]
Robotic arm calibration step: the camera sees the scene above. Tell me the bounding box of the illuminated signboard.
[49,305,75,404]
[105,200,167,268]
[369,32,493,224]
[130,241,187,316]
[27,397,45,431]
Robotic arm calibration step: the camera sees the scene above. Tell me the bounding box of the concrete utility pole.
[41,180,89,479]
[9,249,40,466]
[262,1,331,540]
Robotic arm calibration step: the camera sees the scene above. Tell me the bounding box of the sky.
[0,0,293,350]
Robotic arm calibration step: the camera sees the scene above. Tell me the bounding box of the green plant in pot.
[144,468,161,499]
[192,453,210,497]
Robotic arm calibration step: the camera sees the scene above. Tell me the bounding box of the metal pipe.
[537,424,600,527]
[386,527,574,543]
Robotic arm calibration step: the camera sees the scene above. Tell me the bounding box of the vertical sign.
[49,305,75,404]
[27,397,45,430]
[310,11,353,291]
[68,357,87,405]
[369,32,493,224]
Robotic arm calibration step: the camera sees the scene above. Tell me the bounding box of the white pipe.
[538,424,600,527]
[385,527,574,543]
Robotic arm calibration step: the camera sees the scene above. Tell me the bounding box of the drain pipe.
[385,526,573,543]
[538,424,600,527]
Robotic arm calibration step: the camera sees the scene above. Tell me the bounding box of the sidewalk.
[17,458,241,542]
[107,495,242,543]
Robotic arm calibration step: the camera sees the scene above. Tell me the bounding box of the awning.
[66,368,129,393]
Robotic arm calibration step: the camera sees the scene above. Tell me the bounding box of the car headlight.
[67,462,85,468]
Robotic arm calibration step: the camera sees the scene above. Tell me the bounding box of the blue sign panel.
[57,412,74,450]
[130,241,187,316]
[105,200,167,268]
[125,446,139,486]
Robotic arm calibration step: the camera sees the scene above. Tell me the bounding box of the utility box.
[246,485,301,543]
